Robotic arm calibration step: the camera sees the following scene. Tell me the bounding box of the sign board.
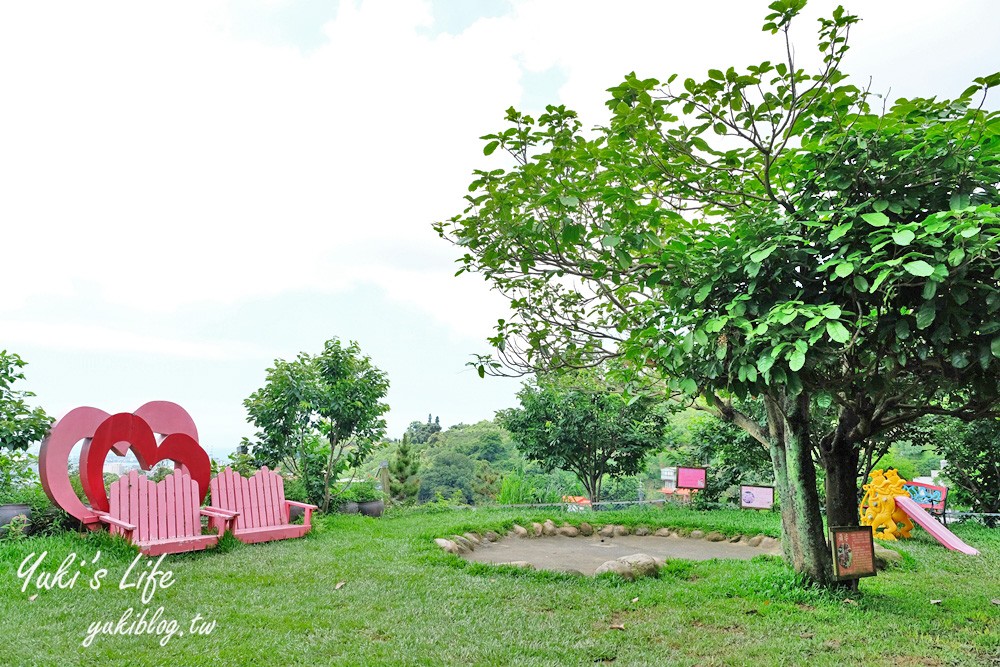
[740,485,775,510]
[676,467,707,490]
[829,526,877,581]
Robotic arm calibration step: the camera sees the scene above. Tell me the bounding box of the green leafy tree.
[388,434,420,503]
[437,2,1000,584]
[418,450,475,503]
[405,414,442,445]
[497,374,668,502]
[0,351,52,452]
[914,416,1000,523]
[244,338,390,511]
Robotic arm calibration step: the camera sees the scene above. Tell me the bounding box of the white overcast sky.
[2,0,998,456]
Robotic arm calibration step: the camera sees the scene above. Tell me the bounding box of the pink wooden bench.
[207,467,317,544]
[96,469,235,556]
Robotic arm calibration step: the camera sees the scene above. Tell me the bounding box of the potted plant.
[345,480,385,517]
[1,351,51,532]
[0,451,37,532]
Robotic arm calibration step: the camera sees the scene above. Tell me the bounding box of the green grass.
[0,507,997,666]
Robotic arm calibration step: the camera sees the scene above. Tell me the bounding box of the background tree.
[497,373,668,502]
[437,1,1000,584]
[918,416,1000,523]
[405,414,442,445]
[244,338,390,511]
[418,450,475,503]
[0,350,52,452]
[388,433,420,503]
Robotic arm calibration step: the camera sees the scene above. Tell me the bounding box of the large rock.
[500,561,535,570]
[613,525,630,537]
[634,526,651,536]
[599,525,615,537]
[452,535,474,552]
[542,520,557,536]
[728,534,743,543]
[578,522,594,536]
[619,553,659,578]
[435,538,460,554]
[874,544,903,570]
[595,559,635,580]
[758,536,780,550]
[463,532,482,545]
[654,527,673,537]
[484,531,501,542]
[690,530,705,540]
[705,531,726,542]
[748,534,765,547]
[532,522,544,537]
[558,525,580,537]
[511,524,529,538]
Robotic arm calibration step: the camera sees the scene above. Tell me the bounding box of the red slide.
[894,495,979,555]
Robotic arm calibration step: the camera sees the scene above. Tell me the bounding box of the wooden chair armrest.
[201,507,239,518]
[94,511,137,533]
[284,500,317,527]
[285,501,319,510]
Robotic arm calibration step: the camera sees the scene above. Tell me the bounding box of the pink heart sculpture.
[38,401,209,526]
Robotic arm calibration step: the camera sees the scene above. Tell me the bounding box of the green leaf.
[949,192,971,211]
[601,234,621,248]
[559,196,580,208]
[862,212,891,227]
[816,392,833,409]
[757,355,775,374]
[872,200,889,212]
[835,262,854,278]
[895,319,910,340]
[853,275,869,292]
[891,229,915,246]
[788,349,806,372]
[903,260,934,277]
[750,245,777,263]
[828,223,852,242]
[477,365,485,379]
[948,247,966,267]
[561,224,585,244]
[960,226,981,238]
[915,303,936,330]
[991,337,1000,358]
[483,140,500,156]
[680,378,698,395]
[695,283,712,303]
[826,321,850,344]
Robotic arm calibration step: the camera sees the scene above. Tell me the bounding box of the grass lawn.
[1,506,997,666]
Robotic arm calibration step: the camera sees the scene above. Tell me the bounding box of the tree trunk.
[824,439,861,529]
[765,395,833,585]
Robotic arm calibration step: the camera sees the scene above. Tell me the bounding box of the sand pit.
[460,533,782,575]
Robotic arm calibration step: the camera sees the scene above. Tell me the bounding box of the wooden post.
[379,461,391,500]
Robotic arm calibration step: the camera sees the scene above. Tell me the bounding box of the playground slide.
[894,495,979,555]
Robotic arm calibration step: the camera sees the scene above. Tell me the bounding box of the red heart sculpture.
[80,413,211,513]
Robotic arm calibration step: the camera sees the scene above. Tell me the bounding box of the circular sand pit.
[453,531,782,575]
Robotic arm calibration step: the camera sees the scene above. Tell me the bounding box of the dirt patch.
[461,534,782,575]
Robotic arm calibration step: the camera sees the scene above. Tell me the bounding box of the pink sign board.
[740,485,775,510]
[676,467,706,490]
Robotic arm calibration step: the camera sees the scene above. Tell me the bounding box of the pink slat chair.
[207,466,317,544]
[95,469,235,556]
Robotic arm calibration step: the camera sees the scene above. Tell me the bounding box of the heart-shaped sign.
[80,413,211,513]
[39,401,210,524]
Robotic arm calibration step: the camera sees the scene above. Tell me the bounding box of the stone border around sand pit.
[433,519,783,579]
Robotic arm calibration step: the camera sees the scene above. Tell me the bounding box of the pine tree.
[389,434,420,503]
